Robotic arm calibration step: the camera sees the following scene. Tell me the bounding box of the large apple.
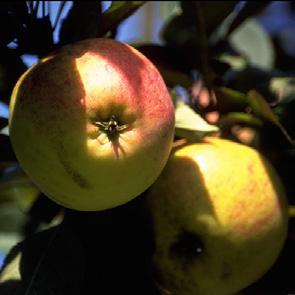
[9,38,175,211]
[145,137,288,295]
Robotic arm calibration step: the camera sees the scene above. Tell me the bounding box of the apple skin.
[145,137,288,295]
[9,38,175,211]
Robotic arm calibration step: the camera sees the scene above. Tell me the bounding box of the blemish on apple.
[170,230,204,267]
[58,154,91,190]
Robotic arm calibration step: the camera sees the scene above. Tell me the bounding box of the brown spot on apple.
[170,230,204,268]
[59,156,91,190]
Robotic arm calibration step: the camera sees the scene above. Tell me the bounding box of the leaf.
[226,2,271,36]
[0,119,7,130]
[175,100,219,141]
[0,135,16,163]
[228,19,275,70]
[0,224,85,295]
[268,77,295,105]
[17,15,54,57]
[0,248,22,281]
[289,206,295,218]
[215,87,249,113]
[0,47,27,104]
[97,1,146,37]
[0,171,39,209]
[247,90,294,145]
[0,202,27,236]
[181,1,238,37]
[136,45,193,88]
[215,87,294,145]
[0,2,29,45]
[0,125,8,136]
[58,2,103,45]
[159,1,181,22]
[0,11,20,46]
[218,112,263,129]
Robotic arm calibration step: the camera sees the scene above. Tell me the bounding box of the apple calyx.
[93,115,129,140]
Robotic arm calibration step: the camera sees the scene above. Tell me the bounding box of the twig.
[194,2,215,97]
[53,1,67,31]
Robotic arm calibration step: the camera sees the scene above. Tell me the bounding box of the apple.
[9,38,175,211]
[145,137,288,295]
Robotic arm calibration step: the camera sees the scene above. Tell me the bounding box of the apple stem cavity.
[93,115,129,141]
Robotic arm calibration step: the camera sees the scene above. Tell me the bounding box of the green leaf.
[215,87,294,145]
[219,112,263,129]
[229,19,275,70]
[247,90,294,145]
[0,202,26,240]
[215,87,249,113]
[0,232,22,255]
[0,175,39,208]
[175,100,219,141]
[159,1,181,22]
[98,1,146,37]
[226,2,271,36]
[0,247,22,281]
[268,77,295,105]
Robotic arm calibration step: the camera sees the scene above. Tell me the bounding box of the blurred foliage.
[0,1,295,294]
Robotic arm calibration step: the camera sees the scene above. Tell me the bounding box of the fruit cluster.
[8,38,288,295]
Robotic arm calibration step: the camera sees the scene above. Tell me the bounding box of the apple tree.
[0,2,295,294]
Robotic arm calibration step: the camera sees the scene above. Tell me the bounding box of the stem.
[53,1,67,31]
[194,2,214,97]
[33,1,40,19]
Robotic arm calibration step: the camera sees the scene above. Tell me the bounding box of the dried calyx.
[93,115,129,139]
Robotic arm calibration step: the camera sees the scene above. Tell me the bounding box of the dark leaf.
[274,101,295,141]
[0,2,29,45]
[63,195,155,294]
[97,1,146,37]
[17,15,54,57]
[181,1,238,37]
[0,12,20,45]
[161,14,197,57]
[23,194,62,237]
[0,118,8,129]
[59,2,102,46]
[137,44,193,88]
[224,66,282,94]
[0,224,85,295]
[0,2,30,24]
[0,47,27,104]
[0,134,16,162]
[226,2,272,36]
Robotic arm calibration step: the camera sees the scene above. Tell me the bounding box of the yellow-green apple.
[145,137,288,295]
[9,38,175,211]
